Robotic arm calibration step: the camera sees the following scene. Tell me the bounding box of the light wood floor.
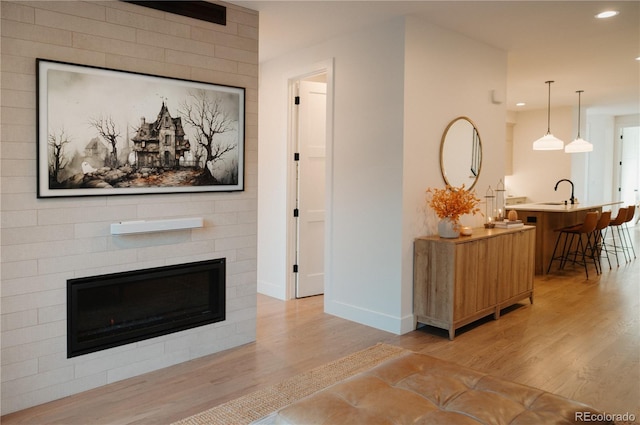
[3,227,639,424]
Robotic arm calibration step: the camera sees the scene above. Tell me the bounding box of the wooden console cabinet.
[414,226,535,339]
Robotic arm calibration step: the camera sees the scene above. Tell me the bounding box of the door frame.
[613,116,640,213]
[286,59,335,300]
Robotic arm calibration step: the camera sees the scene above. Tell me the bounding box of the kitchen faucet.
[554,179,575,204]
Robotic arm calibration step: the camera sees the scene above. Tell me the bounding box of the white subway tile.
[0,259,38,280]
[74,342,163,378]
[1,19,72,46]
[106,349,190,383]
[0,272,70,297]
[1,320,65,348]
[2,372,107,414]
[1,336,66,366]
[38,304,65,324]
[105,7,190,38]
[214,234,257,251]
[0,2,36,23]
[1,358,38,382]
[35,9,135,42]
[1,364,74,398]
[0,210,38,228]
[1,309,38,331]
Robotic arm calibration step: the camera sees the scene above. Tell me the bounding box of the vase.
[438,217,460,238]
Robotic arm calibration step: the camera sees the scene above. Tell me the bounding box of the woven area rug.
[172,343,409,425]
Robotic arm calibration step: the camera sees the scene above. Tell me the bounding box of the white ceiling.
[230,0,639,115]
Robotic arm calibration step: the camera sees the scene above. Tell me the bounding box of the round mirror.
[439,116,482,190]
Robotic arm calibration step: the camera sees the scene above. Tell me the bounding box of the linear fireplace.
[67,258,225,358]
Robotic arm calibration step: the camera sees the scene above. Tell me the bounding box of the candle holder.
[495,179,506,221]
[484,186,495,228]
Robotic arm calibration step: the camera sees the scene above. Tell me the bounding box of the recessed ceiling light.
[595,10,619,19]
[516,102,526,107]
[636,56,640,61]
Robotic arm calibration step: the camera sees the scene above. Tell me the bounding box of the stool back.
[624,205,635,224]
[610,208,628,226]
[595,211,612,231]
[579,211,599,233]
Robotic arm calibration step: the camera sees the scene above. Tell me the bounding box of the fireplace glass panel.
[68,258,225,358]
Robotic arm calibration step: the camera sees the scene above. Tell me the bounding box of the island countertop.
[508,201,620,213]
[506,201,620,275]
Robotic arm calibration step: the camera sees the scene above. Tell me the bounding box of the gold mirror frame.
[439,116,482,190]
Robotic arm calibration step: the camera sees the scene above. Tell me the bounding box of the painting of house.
[83,137,108,164]
[131,102,191,168]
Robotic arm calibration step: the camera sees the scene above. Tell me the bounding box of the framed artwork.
[36,59,244,198]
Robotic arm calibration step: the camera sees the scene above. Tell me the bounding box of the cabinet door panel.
[453,242,478,320]
[414,240,455,322]
[515,230,535,294]
[477,238,498,311]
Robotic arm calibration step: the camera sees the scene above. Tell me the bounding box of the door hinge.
[294,152,300,161]
[293,264,299,273]
[294,96,300,105]
[293,208,299,217]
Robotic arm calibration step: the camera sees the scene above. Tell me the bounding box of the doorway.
[617,125,640,224]
[291,74,327,298]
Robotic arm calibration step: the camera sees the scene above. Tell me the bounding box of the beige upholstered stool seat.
[274,352,612,425]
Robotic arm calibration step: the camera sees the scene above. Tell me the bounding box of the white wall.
[584,114,616,204]
[507,107,574,202]
[402,17,507,331]
[0,0,258,414]
[258,18,406,332]
[258,16,508,335]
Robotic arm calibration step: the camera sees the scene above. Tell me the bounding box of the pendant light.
[532,81,564,150]
[564,90,593,153]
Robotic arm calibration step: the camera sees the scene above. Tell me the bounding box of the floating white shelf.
[110,217,204,235]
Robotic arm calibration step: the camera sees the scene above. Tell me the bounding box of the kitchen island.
[507,202,619,275]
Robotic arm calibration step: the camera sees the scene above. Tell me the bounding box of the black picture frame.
[37,59,245,198]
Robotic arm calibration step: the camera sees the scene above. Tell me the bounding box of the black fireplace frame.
[67,258,225,358]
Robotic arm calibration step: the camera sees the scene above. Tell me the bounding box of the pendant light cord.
[576,90,583,138]
[545,80,554,134]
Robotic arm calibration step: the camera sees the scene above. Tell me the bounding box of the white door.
[295,80,327,298]
[619,126,640,220]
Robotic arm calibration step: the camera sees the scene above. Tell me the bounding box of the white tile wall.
[0,0,258,415]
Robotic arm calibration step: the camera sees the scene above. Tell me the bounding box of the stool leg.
[547,231,565,273]
[565,234,580,269]
[586,232,600,276]
[617,226,630,263]
[578,234,589,279]
[622,223,636,259]
[597,229,612,270]
[588,231,601,275]
[609,226,621,266]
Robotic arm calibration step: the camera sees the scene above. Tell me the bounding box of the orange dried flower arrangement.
[426,185,482,224]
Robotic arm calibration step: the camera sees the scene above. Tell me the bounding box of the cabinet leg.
[494,307,501,320]
[448,328,455,340]
[529,293,534,304]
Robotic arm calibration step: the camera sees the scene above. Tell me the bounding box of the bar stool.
[547,211,599,279]
[622,205,636,260]
[591,210,612,271]
[605,207,629,266]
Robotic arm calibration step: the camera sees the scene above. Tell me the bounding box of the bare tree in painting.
[192,136,206,169]
[179,89,237,180]
[89,115,121,168]
[48,129,71,183]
